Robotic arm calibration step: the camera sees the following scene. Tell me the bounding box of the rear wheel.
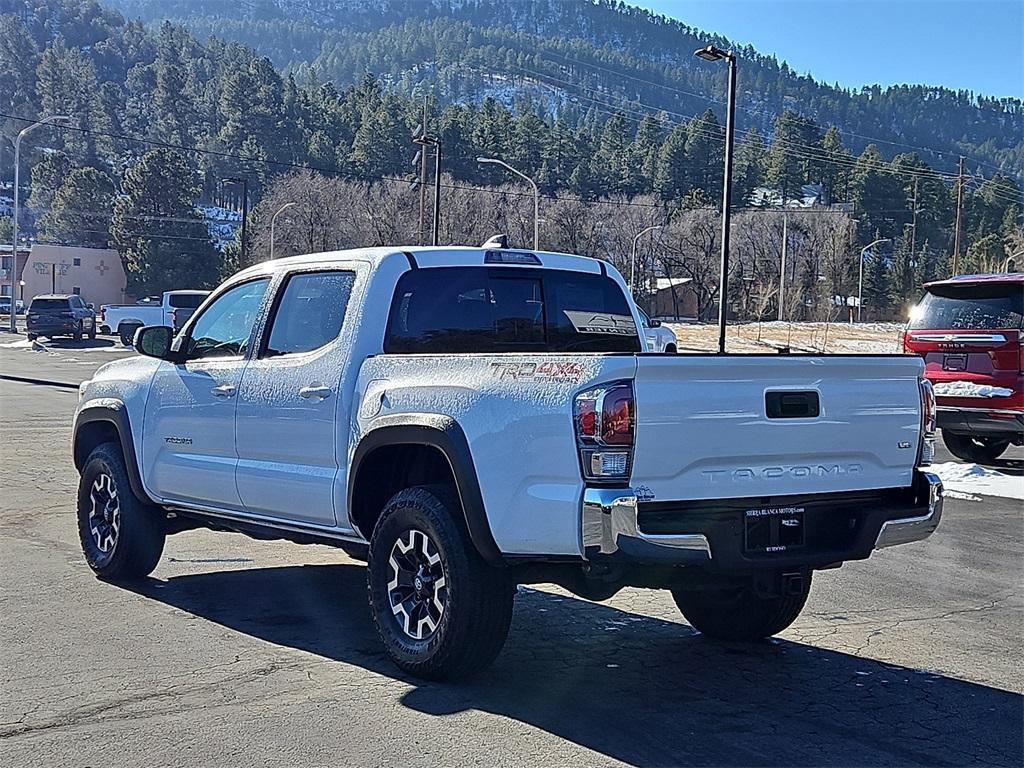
[942,432,1010,464]
[672,575,811,641]
[77,442,165,581]
[665,344,677,354]
[367,485,514,680]
[119,322,141,346]
[73,321,83,341]
[88,320,96,340]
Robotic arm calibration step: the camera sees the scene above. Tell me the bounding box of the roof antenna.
[481,234,508,249]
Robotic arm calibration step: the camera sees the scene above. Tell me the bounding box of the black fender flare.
[348,414,502,565]
[73,400,154,505]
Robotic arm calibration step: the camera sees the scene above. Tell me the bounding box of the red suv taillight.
[918,377,936,466]
[574,381,635,482]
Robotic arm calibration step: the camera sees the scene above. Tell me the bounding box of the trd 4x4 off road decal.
[491,361,585,382]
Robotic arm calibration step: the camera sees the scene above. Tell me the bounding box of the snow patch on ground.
[933,381,1014,398]
[0,338,34,349]
[930,462,1024,500]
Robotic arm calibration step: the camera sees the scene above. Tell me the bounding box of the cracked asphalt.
[1,342,1022,767]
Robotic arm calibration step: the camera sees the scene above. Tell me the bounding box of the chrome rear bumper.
[873,472,943,549]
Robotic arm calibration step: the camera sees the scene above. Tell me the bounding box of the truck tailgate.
[631,355,925,501]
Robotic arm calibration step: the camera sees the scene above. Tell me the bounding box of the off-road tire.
[368,485,514,680]
[942,431,1010,464]
[77,442,165,581]
[672,575,811,641]
[665,344,677,354]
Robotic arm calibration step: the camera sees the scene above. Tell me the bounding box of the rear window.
[910,284,1024,330]
[385,267,640,353]
[30,298,70,312]
[169,293,207,309]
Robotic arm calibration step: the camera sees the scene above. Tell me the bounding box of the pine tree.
[820,126,852,204]
[732,126,766,205]
[39,167,115,247]
[27,152,73,218]
[686,109,724,200]
[111,149,221,296]
[654,124,689,202]
[851,145,906,239]
[766,110,821,202]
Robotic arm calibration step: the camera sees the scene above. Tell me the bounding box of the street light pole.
[857,238,890,323]
[476,156,539,250]
[629,224,662,292]
[9,114,70,333]
[269,202,296,261]
[694,45,737,354]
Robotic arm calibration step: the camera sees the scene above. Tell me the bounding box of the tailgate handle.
[766,391,820,419]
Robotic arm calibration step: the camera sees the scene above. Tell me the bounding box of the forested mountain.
[106,0,1023,178]
[0,0,1020,316]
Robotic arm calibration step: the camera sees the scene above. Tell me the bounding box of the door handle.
[212,383,236,398]
[299,385,333,400]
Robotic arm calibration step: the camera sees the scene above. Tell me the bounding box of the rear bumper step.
[582,471,942,571]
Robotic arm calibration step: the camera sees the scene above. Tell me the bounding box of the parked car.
[100,290,210,345]
[0,298,25,315]
[638,307,678,352]
[74,245,941,680]
[904,273,1023,462]
[26,294,97,341]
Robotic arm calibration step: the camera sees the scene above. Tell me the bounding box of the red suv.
[903,273,1023,463]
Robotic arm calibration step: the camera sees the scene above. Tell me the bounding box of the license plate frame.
[744,505,806,554]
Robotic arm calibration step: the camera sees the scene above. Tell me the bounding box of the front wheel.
[672,575,811,641]
[942,431,1010,464]
[77,442,165,581]
[88,320,97,340]
[73,321,83,341]
[367,486,514,680]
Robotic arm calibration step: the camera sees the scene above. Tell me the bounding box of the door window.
[184,279,270,360]
[263,271,356,357]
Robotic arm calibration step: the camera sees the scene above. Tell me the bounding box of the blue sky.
[634,0,1023,98]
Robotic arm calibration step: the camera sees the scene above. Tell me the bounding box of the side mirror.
[135,325,176,360]
[648,318,661,327]
[87,303,95,310]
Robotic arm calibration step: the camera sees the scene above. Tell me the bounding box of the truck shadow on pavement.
[132,563,1021,767]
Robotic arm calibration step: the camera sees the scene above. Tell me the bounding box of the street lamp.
[9,114,70,333]
[221,177,249,266]
[693,45,737,354]
[269,202,296,261]
[857,238,890,322]
[629,224,662,293]
[477,156,539,250]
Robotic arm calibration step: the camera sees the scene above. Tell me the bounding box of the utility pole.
[778,213,788,321]
[413,116,442,247]
[952,156,965,276]
[910,178,919,257]
[418,97,428,246]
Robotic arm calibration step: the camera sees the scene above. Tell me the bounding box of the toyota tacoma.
[73,246,943,679]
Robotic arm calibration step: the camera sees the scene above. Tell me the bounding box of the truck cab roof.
[232,246,610,282]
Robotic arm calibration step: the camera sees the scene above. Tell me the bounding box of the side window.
[184,279,270,360]
[264,271,355,357]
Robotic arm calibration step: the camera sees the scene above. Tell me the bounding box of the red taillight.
[574,382,635,482]
[902,330,913,354]
[601,386,635,446]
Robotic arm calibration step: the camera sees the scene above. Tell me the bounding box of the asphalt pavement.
[1,339,1021,767]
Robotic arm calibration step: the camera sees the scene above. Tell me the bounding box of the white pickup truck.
[100,290,209,345]
[73,246,942,680]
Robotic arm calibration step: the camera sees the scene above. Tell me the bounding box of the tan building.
[648,277,698,320]
[21,244,128,308]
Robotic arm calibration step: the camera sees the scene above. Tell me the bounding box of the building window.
[0,285,10,297]
[73,286,82,295]
[73,258,82,266]
[1,256,12,271]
